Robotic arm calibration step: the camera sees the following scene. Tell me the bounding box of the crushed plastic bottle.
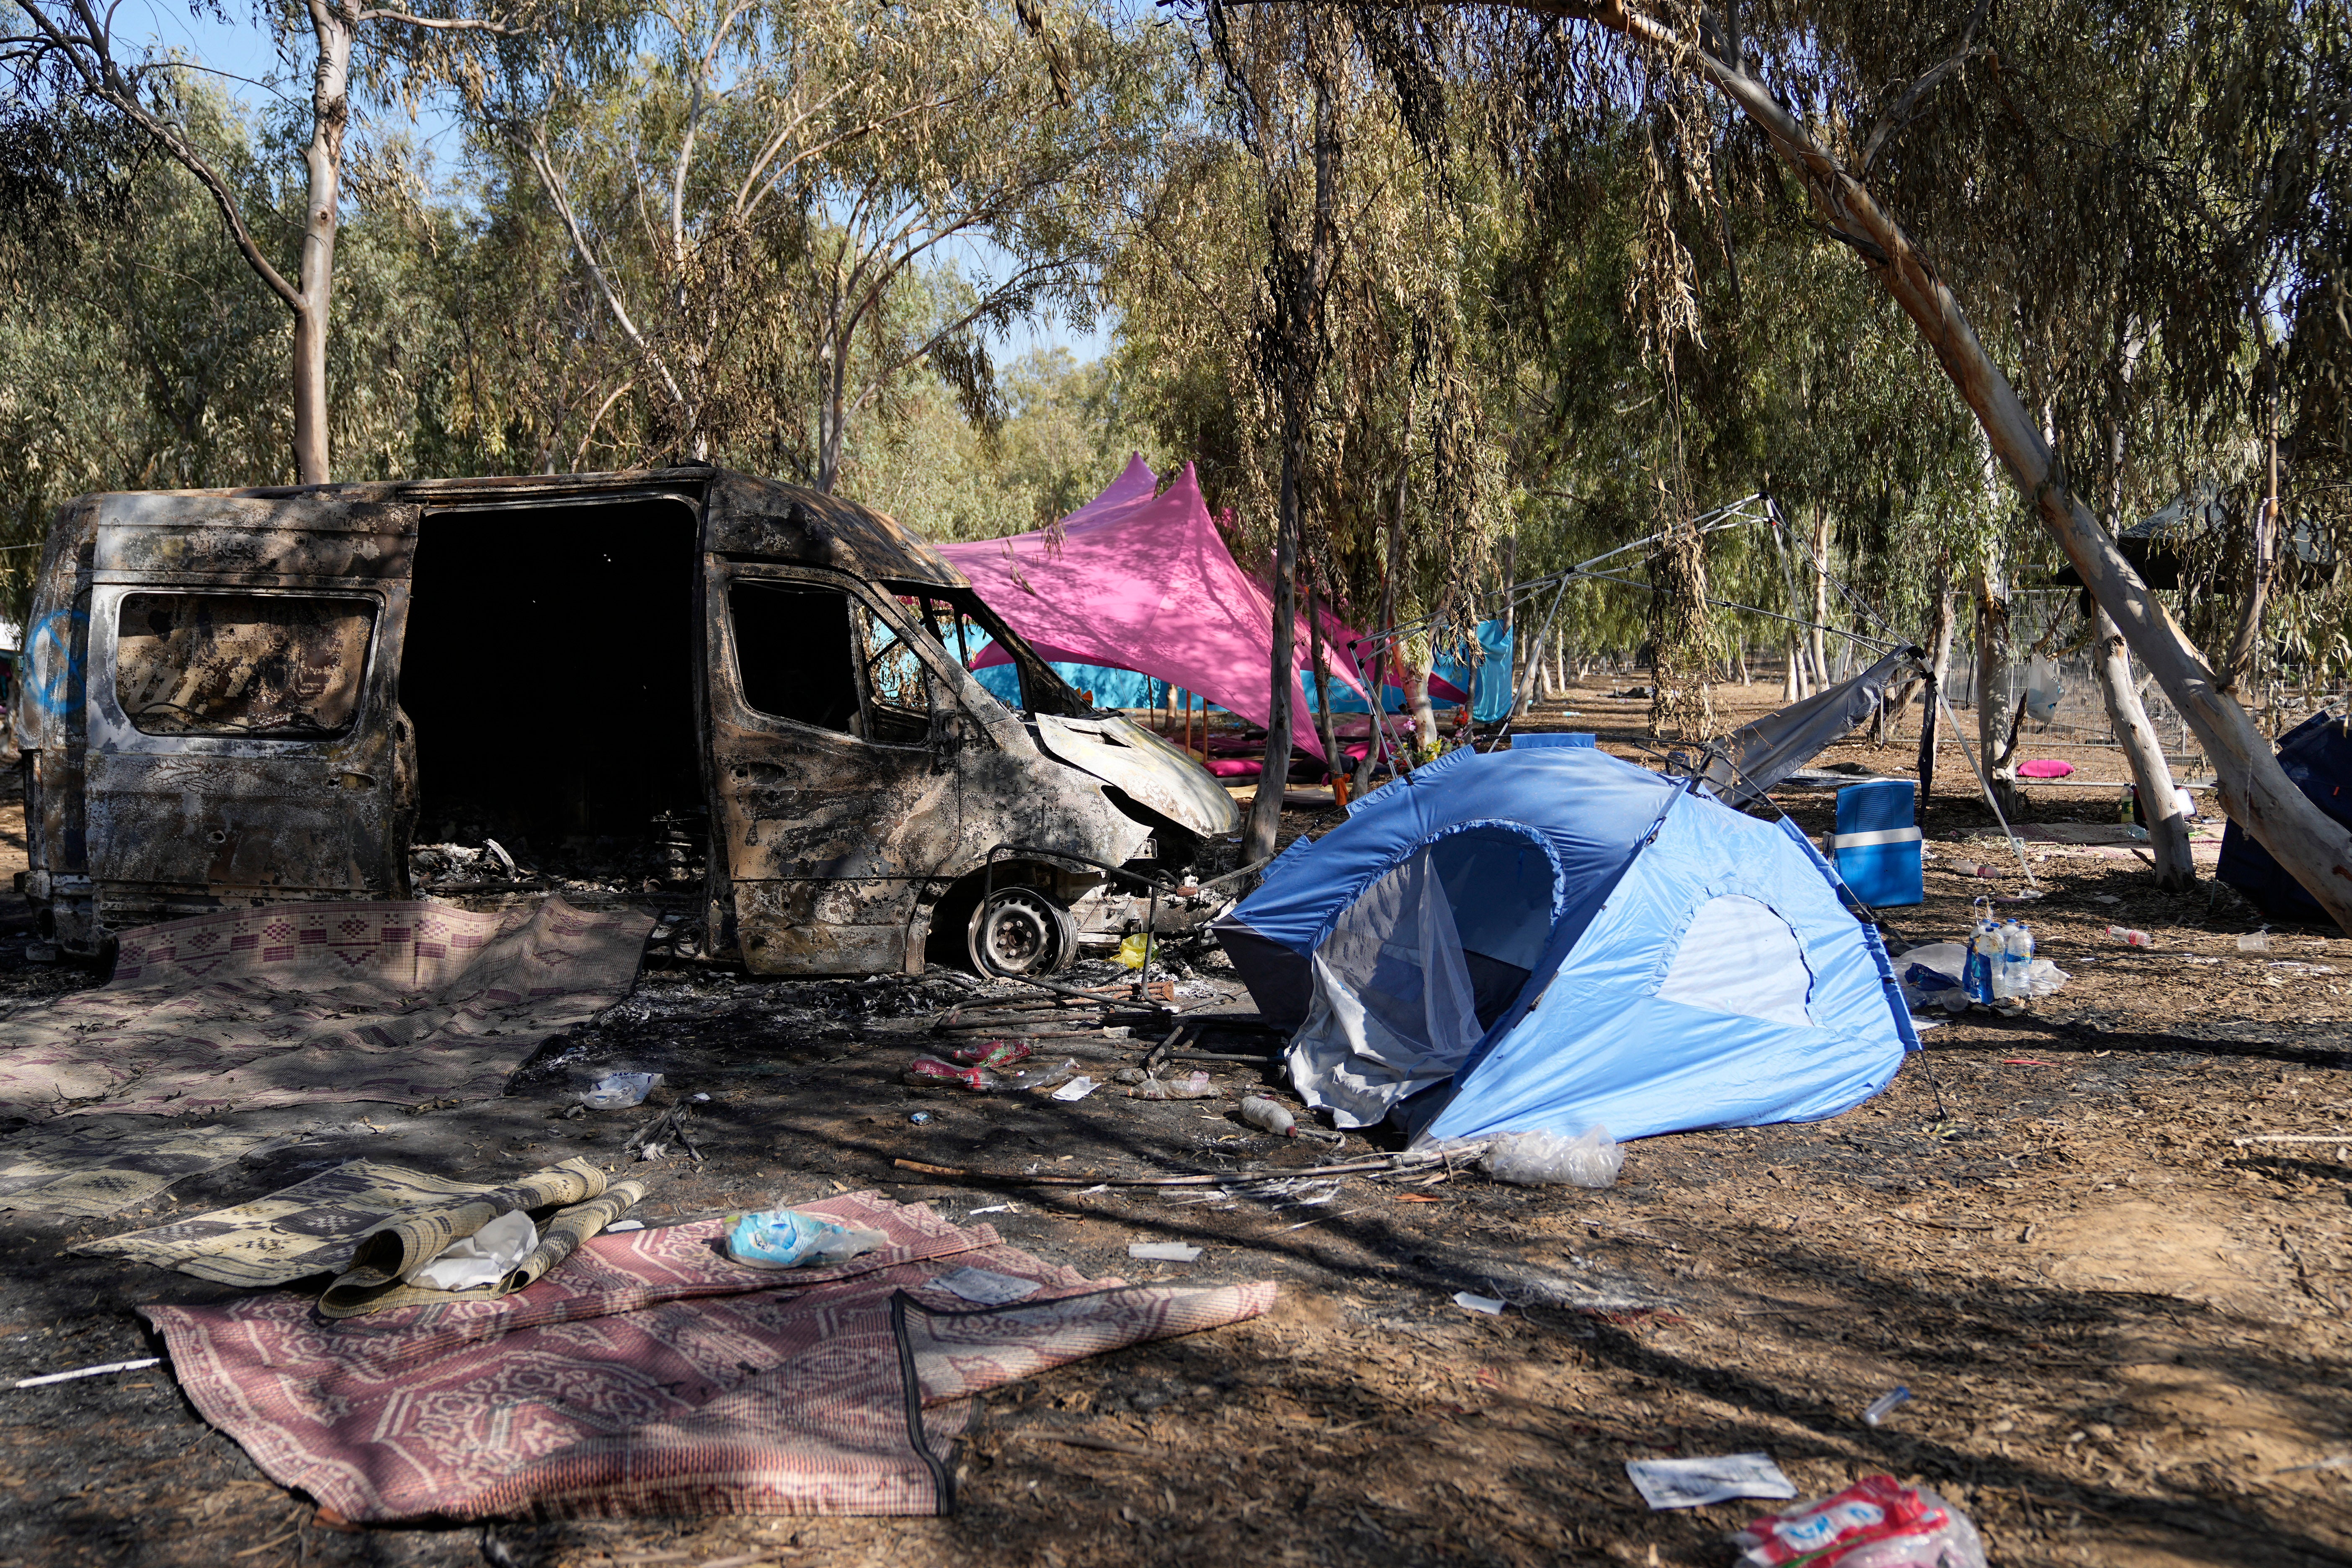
[902,1055,1005,1092]
[949,1038,1032,1069]
[1480,1127,1622,1188]
[2106,925,2154,948]
[1129,1070,1215,1100]
[1238,1096,1298,1136]
[1014,1057,1085,1092]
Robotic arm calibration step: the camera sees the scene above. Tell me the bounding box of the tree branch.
[15,0,303,312]
[1858,0,1988,176]
[352,9,520,33]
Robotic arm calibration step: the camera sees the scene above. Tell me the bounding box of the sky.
[103,0,1116,364]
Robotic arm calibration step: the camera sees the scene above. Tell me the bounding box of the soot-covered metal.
[11,467,1239,974]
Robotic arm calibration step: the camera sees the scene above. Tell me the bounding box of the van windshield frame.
[884,581,1093,719]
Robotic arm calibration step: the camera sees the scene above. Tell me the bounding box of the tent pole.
[1937,689,2040,890]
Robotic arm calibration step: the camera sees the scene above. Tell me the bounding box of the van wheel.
[967,887,1075,976]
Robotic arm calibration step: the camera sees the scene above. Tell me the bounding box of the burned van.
[11,467,1238,974]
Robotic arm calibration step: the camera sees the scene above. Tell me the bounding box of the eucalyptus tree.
[499,0,1169,487]
[1216,0,2352,928]
[2,0,558,483]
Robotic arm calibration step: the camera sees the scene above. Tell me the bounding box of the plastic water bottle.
[1995,921,2035,1000]
[1963,917,2001,1004]
[2106,925,2153,948]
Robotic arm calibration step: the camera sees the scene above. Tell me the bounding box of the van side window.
[116,593,375,738]
[729,582,859,733]
[852,603,934,745]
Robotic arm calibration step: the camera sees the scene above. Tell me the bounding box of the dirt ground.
[2,685,2350,1568]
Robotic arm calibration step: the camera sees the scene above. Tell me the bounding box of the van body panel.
[15,467,1235,970]
[1029,714,1236,839]
[704,470,963,588]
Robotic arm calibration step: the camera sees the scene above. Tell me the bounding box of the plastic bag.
[1129,1070,1215,1100]
[1482,1127,1622,1188]
[1009,1057,1084,1093]
[727,1208,889,1270]
[1116,933,1152,969]
[1731,1476,1986,1568]
[580,1071,663,1110]
[408,1210,537,1291]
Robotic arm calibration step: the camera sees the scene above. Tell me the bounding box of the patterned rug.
[78,1156,621,1288]
[0,1120,281,1219]
[0,897,650,1118]
[145,1192,1278,1522]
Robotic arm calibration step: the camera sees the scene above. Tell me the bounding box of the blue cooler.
[1829,779,1922,907]
[1514,732,1596,749]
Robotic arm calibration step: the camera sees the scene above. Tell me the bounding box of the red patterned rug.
[0,897,650,1117]
[144,1192,1277,1521]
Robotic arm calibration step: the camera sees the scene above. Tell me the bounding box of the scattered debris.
[1624,1453,1797,1510]
[13,1357,163,1390]
[1128,1242,1202,1263]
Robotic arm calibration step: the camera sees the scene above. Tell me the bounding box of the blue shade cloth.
[1511,732,1595,749]
[1300,672,1410,714]
[1433,621,1515,723]
[1213,747,1914,1143]
[960,634,1230,715]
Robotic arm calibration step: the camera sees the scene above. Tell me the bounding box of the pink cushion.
[2018,758,2073,779]
[1205,758,1263,779]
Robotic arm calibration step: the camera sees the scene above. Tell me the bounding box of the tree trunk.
[291,0,356,485]
[1305,572,1343,790]
[1243,48,1337,864]
[1407,666,1438,757]
[1971,562,2019,816]
[1766,504,1808,698]
[1808,505,1832,696]
[2225,409,2280,701]
[2095,603,2193,885]
[2089,388,2197,889]
[1245,443,1304,863]
[1646,29,2352,930]
[1354,402,1411,797]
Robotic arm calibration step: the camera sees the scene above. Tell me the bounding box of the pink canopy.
[941,456,1367,761]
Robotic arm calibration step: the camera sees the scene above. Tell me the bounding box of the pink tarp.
[941,456,1366,761]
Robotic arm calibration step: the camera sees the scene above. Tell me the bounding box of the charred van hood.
[1028,714,1240,839]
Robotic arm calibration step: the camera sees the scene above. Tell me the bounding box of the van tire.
[967,887,1076,977]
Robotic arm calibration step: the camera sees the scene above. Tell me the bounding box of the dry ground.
[0,690,2349,1568]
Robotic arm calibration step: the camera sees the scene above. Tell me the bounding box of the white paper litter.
[967,1204,1015,1215]
[1052,1077,1099,1102]
[931,1266,1042,1305]
[1623,1453,1797,1510]
[1128,1241,1202,1262]
[407,1210,538,1291]
[1452,1291,1508,1315]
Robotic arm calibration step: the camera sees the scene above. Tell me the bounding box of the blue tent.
[1212,746,1916,1142]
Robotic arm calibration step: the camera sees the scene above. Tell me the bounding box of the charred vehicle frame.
[11,466,1239,975]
